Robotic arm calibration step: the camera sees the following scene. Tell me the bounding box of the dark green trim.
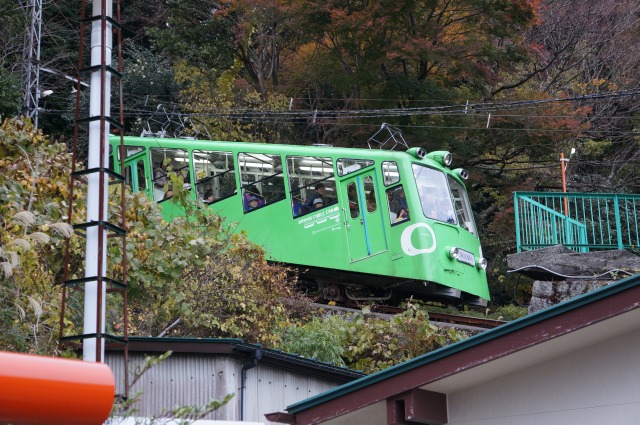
[119,336,365,382]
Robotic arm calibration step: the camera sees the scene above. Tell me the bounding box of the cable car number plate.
[456,249,476,266]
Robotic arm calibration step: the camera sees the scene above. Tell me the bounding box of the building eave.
[108,336,364,383]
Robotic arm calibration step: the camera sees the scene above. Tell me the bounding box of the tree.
[0,0,27,118]
[520,0,640,193]
[0,118,310,354]
[0,117,74,353]
[149,0,235,76]
[171,60,294,142]
[120,175,311,341]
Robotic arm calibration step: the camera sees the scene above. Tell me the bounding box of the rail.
[312,303,506,330]
[514,192,640,252]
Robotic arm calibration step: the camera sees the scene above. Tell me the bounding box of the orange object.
[0,351,115,425]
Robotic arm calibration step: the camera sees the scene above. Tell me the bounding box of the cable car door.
[341,172,387,262]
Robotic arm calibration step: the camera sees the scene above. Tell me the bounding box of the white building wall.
[246,364,338,423]
[107,353,241,420]
[447,328,640,425]
[107,352,345,424]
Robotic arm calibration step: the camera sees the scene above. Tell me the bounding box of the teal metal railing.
[514,192,640,252]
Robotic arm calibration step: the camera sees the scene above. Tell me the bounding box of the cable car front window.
[412,164,456,225]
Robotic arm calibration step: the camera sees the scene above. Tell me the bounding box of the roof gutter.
[240,346,262,421]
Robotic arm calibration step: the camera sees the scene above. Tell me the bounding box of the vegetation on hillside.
[0,118,468,373]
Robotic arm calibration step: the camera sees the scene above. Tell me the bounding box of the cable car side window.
[287,155,337,218]
[150,148,190,202]
[382,161,400,186]
[337,158,374,176]
[115,145,145,160]
[447,175,478,236]
[387,185,410,224]
[193,150,236,204]
[239,153,285,213]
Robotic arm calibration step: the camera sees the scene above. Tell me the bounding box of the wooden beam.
[386,390,447,425]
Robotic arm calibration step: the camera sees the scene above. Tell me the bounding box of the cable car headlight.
[443,152,453,166]
[448,246,460,260]
[476,257,488,270]
[454,168,469,180]
[407,147,427,159]
[427,151,453,167]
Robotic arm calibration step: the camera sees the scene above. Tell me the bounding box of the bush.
[276,305,468,374]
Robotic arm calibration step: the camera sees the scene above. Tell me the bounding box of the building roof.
[113,336,365,383]
[268,272,640,425]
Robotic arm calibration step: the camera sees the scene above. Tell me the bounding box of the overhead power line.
[40,87,640,139]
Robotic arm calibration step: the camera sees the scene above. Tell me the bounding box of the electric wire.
[507,265,634,280]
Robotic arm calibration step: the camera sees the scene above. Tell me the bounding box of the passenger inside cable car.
[243,185,265,211]
[388,186,409,223]
[312,199,324,209]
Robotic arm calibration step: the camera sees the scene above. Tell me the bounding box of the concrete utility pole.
[21,0,43,128]
[58,0,128,395]
[82,0,114,363]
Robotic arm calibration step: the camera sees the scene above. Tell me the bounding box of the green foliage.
[278,314,348,366]
[492,304,528,321]
[121,45,181,135]
[172,61,294,143]
[0,0,25,118]
[581,138,613,157]
[112,172,312,343]
[0,68,21,118]
[0,117,76,354]
[149,0,235,70]
[277,305,468,374]
[412,300,528,322]
[0,117,310,354]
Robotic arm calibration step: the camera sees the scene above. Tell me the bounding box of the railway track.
[311,302,507,332]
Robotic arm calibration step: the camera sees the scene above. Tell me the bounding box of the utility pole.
[560,148,576,216]
[21,0,43,129]
[59,0,129,398]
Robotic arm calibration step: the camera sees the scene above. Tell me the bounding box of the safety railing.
[514,192,640,252]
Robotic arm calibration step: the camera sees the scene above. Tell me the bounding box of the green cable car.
[110,136,489,306]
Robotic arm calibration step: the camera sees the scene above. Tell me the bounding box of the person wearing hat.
[305,182,327,209]
[312,198,324,209]
[243,185,265,211]
[247,196,260,211]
